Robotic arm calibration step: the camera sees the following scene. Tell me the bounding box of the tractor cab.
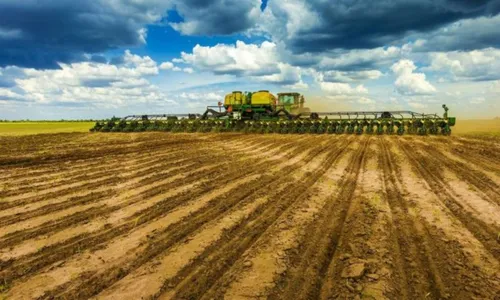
[277,93,309,115]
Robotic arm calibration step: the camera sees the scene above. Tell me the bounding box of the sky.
[0,0,499,120]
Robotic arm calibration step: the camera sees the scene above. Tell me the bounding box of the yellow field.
[0,122,95,136]
[453,119,500,137]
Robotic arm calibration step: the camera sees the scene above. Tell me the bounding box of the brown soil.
[0,133,499,300]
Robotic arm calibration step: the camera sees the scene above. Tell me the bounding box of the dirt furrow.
[0,136,266,203]
[399,140,500,260]
[379,138,446,299]
[0,150,198,198]
[3,139,311,299]
[0,161,195,225]
[0,161,230,248]
[304,139,399,300]
[41,137,341,299]
[0,160,205,238]
[152,138,351,300]
[0,134,253,184]
[417,141,500,205]
[0,137,282,221]
[0,139,300,261]
[0,136,280,219]
[0,137,316,290]
[265,137,368,300]
[193,142,358,300]
[0,134,214,168]
[392,139,500,299]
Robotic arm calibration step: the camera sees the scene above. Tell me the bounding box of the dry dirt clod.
[341,263,366,279]
[340,253,352,260]
[243,261,253,268]
[366,273,379,280]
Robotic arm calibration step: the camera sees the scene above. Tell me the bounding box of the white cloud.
[283,80,308,90]
[179,92,223,102]
[159,61,174,70]
[3,50,174,107]
[183,67,194,74]
[0,88,25,100]
[319,82,368,95]
[319,70,383,83]
[180,40,304,85]
[175,91,225,110]
[391,59,436,95]
[122,50,158,75]
[172,66,182,72]
[318,46,405,70]
[425,49,500,81]
[258,0,320,40]
[181,41,279,76]
[258,63,301,84]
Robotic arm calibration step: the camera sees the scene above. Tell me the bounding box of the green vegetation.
[0,122,96,136]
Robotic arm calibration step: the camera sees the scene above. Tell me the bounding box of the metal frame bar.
[120,110,443,122]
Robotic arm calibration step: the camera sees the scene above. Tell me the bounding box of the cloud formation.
[262,0,499,53]
[0,0,171,68]
[426,49,500,81]
[179,41,304,85]
[1,50,173,108]
[319,82,368,95]
[411,15,500,52]
[170,0,261,35]
[391,60,436,95]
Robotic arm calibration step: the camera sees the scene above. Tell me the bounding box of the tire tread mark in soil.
[399,140,500,261]
[41,137,347,299]
[267,138,369,300]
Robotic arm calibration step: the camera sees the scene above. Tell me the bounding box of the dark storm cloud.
[411,15,500,52]
[277,0,500,53]
[0,0,169,69]
[171,0,260,35]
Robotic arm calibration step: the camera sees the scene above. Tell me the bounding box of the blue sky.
[0,0,499,120]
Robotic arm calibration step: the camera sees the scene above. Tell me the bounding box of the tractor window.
[279,95,295,105]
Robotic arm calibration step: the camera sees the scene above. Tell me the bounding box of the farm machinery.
[90,90,456,135]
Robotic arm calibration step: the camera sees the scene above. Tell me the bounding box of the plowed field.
[0,132,499,299]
